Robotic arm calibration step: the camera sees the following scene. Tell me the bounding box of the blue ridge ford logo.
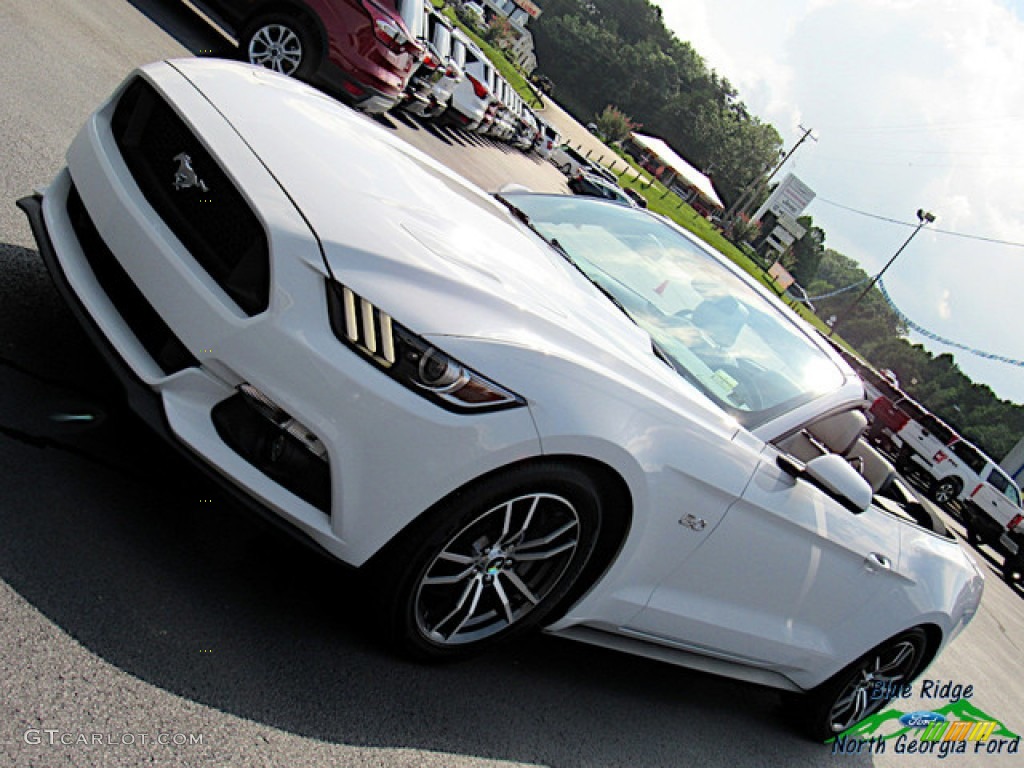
[899,711,947,728]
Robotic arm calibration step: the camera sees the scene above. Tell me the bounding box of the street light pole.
[829,208,936,337]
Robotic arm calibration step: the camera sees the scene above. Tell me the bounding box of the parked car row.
[862,376,1023,584]
[191,1,553,156]
[437,24,552,152]
[195,0,428,113]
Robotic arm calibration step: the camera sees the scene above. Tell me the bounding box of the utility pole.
[726,125,817,226]
[769,124,817,185]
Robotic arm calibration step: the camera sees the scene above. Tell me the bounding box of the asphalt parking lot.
[1,1,1022,766]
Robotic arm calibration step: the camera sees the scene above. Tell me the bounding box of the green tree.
[810,250,905,346]
[595,105,639,143]
[531,0,782,203]
[485,15,516,50]
[787,216,825,286]
[591,0,672,45]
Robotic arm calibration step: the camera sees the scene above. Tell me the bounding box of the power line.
[816,198,1024,249]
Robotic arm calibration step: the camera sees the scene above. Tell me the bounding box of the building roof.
[630,132,724,208]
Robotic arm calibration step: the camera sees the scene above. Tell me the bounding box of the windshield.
[504,194,845,423]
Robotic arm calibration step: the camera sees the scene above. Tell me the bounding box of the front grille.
[67,184,198,375]
[111,77,270,316]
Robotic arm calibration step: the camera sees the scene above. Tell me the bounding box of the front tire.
[797,628,929,741]
[240,15,319,79]
[378,464,603,661]
[931,477,962,506]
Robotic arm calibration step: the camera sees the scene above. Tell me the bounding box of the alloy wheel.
[934,479,959,504]
[827,636,923,733]
[248,24,303,75]
[413,492,581,646]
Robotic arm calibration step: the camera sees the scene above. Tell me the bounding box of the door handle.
[865,552,892,572]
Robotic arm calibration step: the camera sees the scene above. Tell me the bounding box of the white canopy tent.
[628,132,724,210]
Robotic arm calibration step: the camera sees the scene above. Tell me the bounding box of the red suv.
[195,1,426,113]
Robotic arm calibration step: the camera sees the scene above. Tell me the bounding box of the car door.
[625,446,903,673]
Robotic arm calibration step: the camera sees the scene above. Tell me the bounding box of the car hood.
[167,60,774,431]
[174,66,669,346]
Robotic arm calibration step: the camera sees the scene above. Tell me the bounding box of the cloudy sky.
[652,0,1024,404]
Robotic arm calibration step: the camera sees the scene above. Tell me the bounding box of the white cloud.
[938,288,952,320]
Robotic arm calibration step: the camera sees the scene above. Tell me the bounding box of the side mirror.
[779,453,873,514]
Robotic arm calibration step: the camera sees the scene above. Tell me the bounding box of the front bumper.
[19,192,339,561]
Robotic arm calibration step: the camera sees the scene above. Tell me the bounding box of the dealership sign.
[513,0,542,19]
[826,680,1020,759]
[754,173,815,221]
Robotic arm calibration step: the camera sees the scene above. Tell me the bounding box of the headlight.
[326,281,524,413]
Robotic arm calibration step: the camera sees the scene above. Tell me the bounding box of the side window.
[1007,484,1021,507]
[987,468,1008,493]
[987,468,1020,506]
[920,415,954,444]
[950,440,986,474]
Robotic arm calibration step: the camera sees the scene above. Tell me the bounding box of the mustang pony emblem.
[172,152,209,193]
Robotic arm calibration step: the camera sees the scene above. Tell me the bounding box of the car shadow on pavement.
[420,121,455,146]
[433,125,469,146]
[459,130,489,148]
[0,459,851,765]
[0,241,864,767]
[371,113,401,131]
[388,110,421,131]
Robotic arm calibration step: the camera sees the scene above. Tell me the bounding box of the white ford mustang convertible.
[19,59,983,739]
